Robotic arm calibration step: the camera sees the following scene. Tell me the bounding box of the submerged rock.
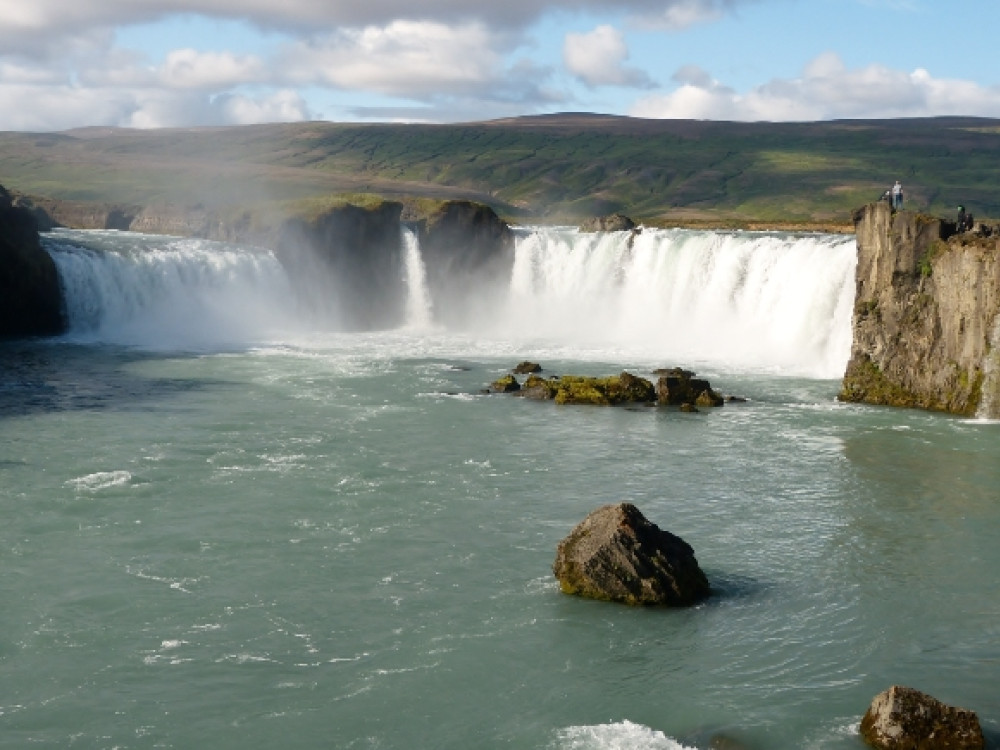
[860,685,984,750]
[552,503,710,606]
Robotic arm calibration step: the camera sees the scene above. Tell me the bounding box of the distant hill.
[1,114,997,228]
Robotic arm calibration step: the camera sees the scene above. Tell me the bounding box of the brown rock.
[552,503,710,606]
[860,685,984,750]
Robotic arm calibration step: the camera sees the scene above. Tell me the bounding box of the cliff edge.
[839,202,1000,417]
[0,185,64,339]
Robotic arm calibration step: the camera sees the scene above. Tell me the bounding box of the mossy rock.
[551,372,656,405]
[490,374,521,393]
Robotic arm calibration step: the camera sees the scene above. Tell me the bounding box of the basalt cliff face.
[0,186,64,338]
[839,202,1000,417]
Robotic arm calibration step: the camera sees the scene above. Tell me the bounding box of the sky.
[1,0,1000,131]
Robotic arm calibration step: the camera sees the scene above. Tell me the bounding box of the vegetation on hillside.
[1,114,997,227]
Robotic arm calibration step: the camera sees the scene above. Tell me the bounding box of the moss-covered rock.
[549,372,656,405]
[490,374,521,393]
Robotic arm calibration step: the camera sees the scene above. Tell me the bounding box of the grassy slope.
[1,114,998,227]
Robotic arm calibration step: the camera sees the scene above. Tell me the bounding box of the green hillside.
[1,114,998,227]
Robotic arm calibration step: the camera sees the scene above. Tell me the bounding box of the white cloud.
[563,25,654,88]
[631,0,730,30]
[631,53,1000,121]
[159,48,266,89]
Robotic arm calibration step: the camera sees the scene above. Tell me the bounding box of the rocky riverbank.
[839,202,1000,416]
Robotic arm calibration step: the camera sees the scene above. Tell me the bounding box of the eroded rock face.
[552,503,710,606]
[0,185,65,338]
[860,685,983,750]
[840,202,1000,416]
[579,213,636,232]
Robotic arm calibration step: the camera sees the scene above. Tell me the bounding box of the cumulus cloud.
[281,21,507,98]
[631,53,1000,121]
[563,25,654,88]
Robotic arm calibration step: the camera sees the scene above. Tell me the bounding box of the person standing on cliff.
[891,180,903,210]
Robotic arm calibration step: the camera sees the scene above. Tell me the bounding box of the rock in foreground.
[860,685,984,750]
[553,503,710,606]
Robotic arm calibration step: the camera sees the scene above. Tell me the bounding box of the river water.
[1,227,997,749]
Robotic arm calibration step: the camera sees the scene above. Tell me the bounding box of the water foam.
[555,720,696,750]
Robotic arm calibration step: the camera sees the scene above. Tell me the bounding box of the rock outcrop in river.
[553,503,710,606]
[860,685,984,750]
[840,202,1000,416]
[0,185,64,338]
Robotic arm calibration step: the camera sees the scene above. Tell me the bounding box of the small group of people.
[880,180,904,210]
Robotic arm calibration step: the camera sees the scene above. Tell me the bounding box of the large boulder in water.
[656,367,723,407]
[0,185,65,339]
[553,503,710,606]
[860,685,984,750]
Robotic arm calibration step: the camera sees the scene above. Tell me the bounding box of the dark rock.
[553,503,710,606]
[519,374,558,400]
[695,389,725,407]
[860,685,983,750]
[679,403,699,412]
[657,369,723,407]
[579,213,636,232]
[490,374,521,393]
[277,201,407,330]
[0,185,65,339]
[418,200,514,325]
[513,361,542,374]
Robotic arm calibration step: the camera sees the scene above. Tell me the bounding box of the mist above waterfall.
[43,226,856,376]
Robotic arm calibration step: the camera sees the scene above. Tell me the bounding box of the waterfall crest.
[43,226,856,376]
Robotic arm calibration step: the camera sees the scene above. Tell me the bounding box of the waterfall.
[504,227,857,378]
[45,229,300,349]
[42,226,857,377]
[401,227,434,329]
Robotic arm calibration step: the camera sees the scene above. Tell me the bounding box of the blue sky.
[1,0,999,130]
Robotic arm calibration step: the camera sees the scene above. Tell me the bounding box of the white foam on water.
[554,720,696,750]
[65,470,132,491]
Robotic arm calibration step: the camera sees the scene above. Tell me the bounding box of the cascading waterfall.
[505,227,857,377]
[42,225,857,377]
[45,229,300,348]
[401,226,434,330]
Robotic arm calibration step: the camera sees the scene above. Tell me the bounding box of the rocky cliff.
[0,186,64,338]
[839,202,1000,416]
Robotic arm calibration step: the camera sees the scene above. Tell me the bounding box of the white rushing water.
[44,225,857,377]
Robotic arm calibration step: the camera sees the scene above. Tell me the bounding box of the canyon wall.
[839,202,1000,416]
